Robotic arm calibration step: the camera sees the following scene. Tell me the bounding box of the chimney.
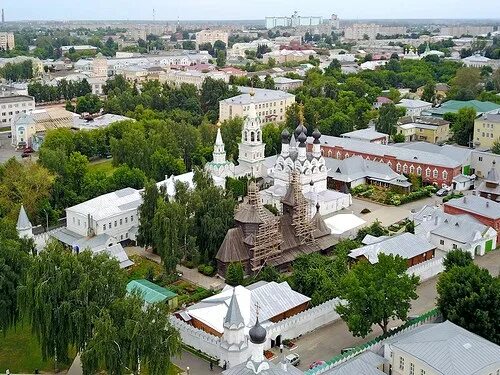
[486,201,490,208]
[434,216,438,225]
[463,196,467,204]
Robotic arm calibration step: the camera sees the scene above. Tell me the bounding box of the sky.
[5,0,500,21]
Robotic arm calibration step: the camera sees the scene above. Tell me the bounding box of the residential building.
[228,39,277,59]
[273,77,303,92]
[72,113,132,130]
[0,56,44,76]
[163,69,229,90]
[265,12,323,29]
[422,100,500,118]
[219,88,295,123]
[383,320,500,375]
[195,29,229,49]
[477,160,500,202]
[0,83,28,97]
[348,232,436,267]
[60,45,98,53]
[341,127,389,144]
[396,116,451,144]
[373,96,393,109]
[343,24,406,40]
[397,99,433,117]
[126,279,178,309]
[444,195,500,243]
[440,25,494,37]
[0,32,14,50]
[312,136,462,186]
[416,83,450,99]
[473,113,500,149]
[262,49,316,64]
[413,205,497,257]
[325,156,411,192]
[0,95,35,128]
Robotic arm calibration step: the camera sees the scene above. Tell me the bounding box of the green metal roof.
[126,279,177,304]
[425,100,500,116]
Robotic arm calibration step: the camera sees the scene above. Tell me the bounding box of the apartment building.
[440,25,494,37]
[397,99,433,117]
[163,69,229,90]
[195,29,229,49]
[0,95,35,126]
[397,116,451,144]
[474,113,500,149]
[0,32,14,50]
[219,88,295,124]
[344,24,406,40]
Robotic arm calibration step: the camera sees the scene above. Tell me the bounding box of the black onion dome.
[312,128,321,144]
[281,128,290,144]
[294,123,307,138]
[297,131,307,146]
[249,318,267,344]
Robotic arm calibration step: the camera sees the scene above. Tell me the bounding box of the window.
[410,363,415,375]
[479,156,483,161]
[403,164,408,173]
[131,215,134,222]
[420,370,426,375]
[103,224,106,231]
[78,219,80,226]
[120,218,123,225]
[125,217,128,223]
[440,239,444,245]
[126,232,129,238]
[73,217,75,224]
[433,169,438,178]
[114,221,117,227]
[452,244,458,249]
[416,166,422,175]
[396,163,401,172]
[409,165,415,174]
[443,171,448,180]
[399,357,405,370]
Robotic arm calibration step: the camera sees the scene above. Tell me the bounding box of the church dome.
[294,123,307,139]
[297,131,307,146]
[281,128,290,144]
[249,318,267,345]
[312,128,321,144]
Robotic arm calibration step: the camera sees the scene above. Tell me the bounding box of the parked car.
[309,360,326,369]
[285,353,300,367]
[23,146,34,153]
[341,347,355,355]
[21,152,30,158]
[436,188,448,197]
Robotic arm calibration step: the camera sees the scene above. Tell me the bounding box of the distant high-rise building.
[330,14,340,29]
[0,32,15,50]
[1,9,4,23]
[265,11,323,29]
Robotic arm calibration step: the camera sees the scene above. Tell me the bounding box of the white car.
[285,353,300,366]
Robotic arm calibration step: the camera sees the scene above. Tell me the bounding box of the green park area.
[88,158,117,176]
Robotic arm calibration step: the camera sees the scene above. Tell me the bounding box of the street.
[0,132,22,164]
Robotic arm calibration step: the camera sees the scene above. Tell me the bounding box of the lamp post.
[42,209,49,232]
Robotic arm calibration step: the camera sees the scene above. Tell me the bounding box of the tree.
[492,138,500,155]
[225,262,244,286]
[81,294,181,375]
[76,93,102,114]
[493,68,500,92]
[137,180,160,249]
[392,133,406,143]
[421,82,436,103]
[337,254,419,337]
[451,107,476,146]
[450,67,482,100]
[216,50,226,68]
[19,242,126,364]
[376,103,400,136]
[442,249,473,271]
[437,263,499,344]
[264,75,275,90]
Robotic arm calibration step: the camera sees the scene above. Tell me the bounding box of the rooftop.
[341,127,388,141]
[0,95,34,103]
[445,195,500,219]
[397,99,432,109]
[223,87,295,105]
[424,100,500,116]
[66,187,142,221]
[126,279,177,304]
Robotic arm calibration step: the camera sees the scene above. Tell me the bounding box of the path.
[125,246,225,290]
[66,354,82,375]
[175,350,222,375]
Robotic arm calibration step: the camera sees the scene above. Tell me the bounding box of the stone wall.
[169,316,221,360]
[406,257,444,282]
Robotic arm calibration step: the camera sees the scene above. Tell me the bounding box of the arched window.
[321,149,324,156]
[425,168,431,177]
[387,161,392,167]
[409,165,415,174]
[257,131,261,142]
[416,166,422,175]
[402,164,408,173]
[251,132,255,142]
[244,131,248,141]
[336,151,341,159]
[433,169,438,178]
[328,150,333,157]
[396,163,401,172]
[442,170,448,180]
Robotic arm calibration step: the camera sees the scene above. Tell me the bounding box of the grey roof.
[96,243,134,269]
[224,289,245,330]
[480,113,500,123]
[341,128,389,141]
[51,228,113,252]
[397,98,432,109]
[315,136,461,168]
[395,142,472,166]
[16,204,32,230]
[414,206,492,244]
[325,156,411,187]
[321,351,387,375]
[387,321,500,375]
[223,359,304,375]
[453,174,473,183]
[222,87,294,105]
[445,195,500,219]
[0,95,34,103]
[349,232,435,264]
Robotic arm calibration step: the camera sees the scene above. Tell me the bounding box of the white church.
[205,94,351,215]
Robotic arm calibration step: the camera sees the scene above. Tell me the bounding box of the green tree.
[76,93,102,114]
[421,82,436,103]
[225,262,244,286]
[450,67,482,100]
[338,254,419,336]
[376,103,400,136]
[392,133,405,143]
[81,294,181,375]
[437,263,499,344]
[137,180,160,249]
[451,107,476,146]
[492,138,500,154]
[216,50,226,68]
[442,249,473,271]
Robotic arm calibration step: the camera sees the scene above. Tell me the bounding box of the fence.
[305,308,441,375]
[169,316,221,360]
[406,257,444,282]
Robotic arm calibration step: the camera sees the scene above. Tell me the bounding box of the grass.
[127,254,164,281]
[88,159,117,176]
[0,321,74,373]
[0,126,10,132]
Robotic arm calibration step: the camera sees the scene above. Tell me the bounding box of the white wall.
[66,209,139,240]
[406,257,443,282]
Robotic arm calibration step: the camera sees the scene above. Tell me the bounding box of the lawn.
[88,159,117,176]
[0,321,74,373]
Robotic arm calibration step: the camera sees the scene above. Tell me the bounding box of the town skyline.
[3,0,500,22]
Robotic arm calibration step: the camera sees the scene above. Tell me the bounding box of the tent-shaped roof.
[16,204,32,231]
[126,279,177,304]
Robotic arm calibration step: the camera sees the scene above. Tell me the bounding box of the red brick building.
[309,135,462,186]
[444,195,500,243]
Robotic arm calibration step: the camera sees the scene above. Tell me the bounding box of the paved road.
[272,249,500,372]
[0,132,22,164]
